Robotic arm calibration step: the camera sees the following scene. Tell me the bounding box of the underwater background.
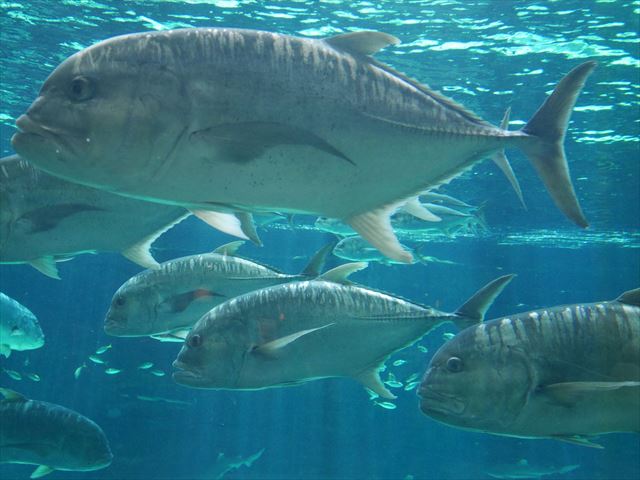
[0,0,639,479]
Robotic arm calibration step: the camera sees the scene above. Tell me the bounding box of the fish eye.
[188,334,202,348]
[114,296,126,307]
[69,76,95,102]
[446,356,463,373]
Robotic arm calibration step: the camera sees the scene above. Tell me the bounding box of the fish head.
[62,416,113,471]
[418,328,533,432]
[1,307,45,352]
[12,33,190,191]
[104,280,162,337]
[172,305,249,389]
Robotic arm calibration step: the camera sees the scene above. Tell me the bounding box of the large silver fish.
[0,388,113,478]
[104,241,332,337]
[0,292,44,358]
[12,28,594,262]
[0,154,189,278]
[418,287,640,447]
[172,263,513,398]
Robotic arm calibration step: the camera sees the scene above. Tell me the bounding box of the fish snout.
[103,313,125,336]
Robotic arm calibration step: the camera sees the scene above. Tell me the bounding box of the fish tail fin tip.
[453,274,516,329]
[616,287,640,306]
[493,107,526,209]
[520,61,596,228]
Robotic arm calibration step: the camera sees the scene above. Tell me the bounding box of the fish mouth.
[172,360,203,385]
[13,114,76,160]
[103,319,122,335]
[418,386,466,417]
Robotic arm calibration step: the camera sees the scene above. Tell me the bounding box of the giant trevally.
[104,241,333,337]
[418,287,640,447]
[0,388,113,478]
[0,154,189,278]
[0,292,44,358]
[172,263,514,398]
[12,28,595,262]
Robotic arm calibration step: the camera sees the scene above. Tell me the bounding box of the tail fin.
[519,61,596,228]
[300,241,336,277]
[452,274,516,330]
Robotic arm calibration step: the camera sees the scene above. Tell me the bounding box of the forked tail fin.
[519,61,597,228]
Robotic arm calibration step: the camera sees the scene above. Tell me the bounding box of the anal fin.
[31,465,55,479]
[346,205,413,264]
[354,366,396,400]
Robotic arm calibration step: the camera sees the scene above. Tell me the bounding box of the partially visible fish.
[0,388,112,478]
[0,154,190,278]
[104,241,333,337]
[0,292,44,358]
[419,286,640,445]
[486,459,580,479]
[13,28,594,263]
[333,236,458,266]
[173,263,513,398]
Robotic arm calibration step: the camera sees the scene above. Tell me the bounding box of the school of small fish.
[1,20,637,480]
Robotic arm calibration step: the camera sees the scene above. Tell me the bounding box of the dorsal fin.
[616,288,640,306]
[0,387,27,402]
[300,241,335,277]
[325,31,400,56]
[213,240,245,256]
[317,262,368,284]
[454,274,516,327]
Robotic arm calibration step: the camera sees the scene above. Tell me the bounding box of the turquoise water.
[1,1,639,479]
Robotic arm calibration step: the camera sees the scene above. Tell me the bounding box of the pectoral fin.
[30,465,55,479]
[252,323,336,357]
[159,289,223,313]
[192,122,354,165]
[354,366,396,400]
[29,256,60,280]
[543,381,640,406]
[0,344,10,358]
[552,435,604,449]
[20,204,103,234]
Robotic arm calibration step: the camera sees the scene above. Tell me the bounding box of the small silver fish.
[74,363,87,379]
[417,345,428,353]
[404,381,420,391]
[104,368,121,375]
[149,370,166,377]
[392,359,407,367]
[95,344,112,355]
[137,362,154,370]
[3,369,22,381]
[442,332,456,341]
[375,401,397,410]
[26,373,40,382]
[88,355,105,365]
[385,381,404,388]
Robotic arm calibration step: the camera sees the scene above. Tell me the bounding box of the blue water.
[1,0,639,479]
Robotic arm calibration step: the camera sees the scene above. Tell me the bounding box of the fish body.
[0,388,112,477]
[104,242,330,337]
[0,292,44,357]
[0,155,188,278]
[418,287,640,441]
[12,28,594,262]
[172,266,514,398]
[333,236,417,265]
[486,459,580,479]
